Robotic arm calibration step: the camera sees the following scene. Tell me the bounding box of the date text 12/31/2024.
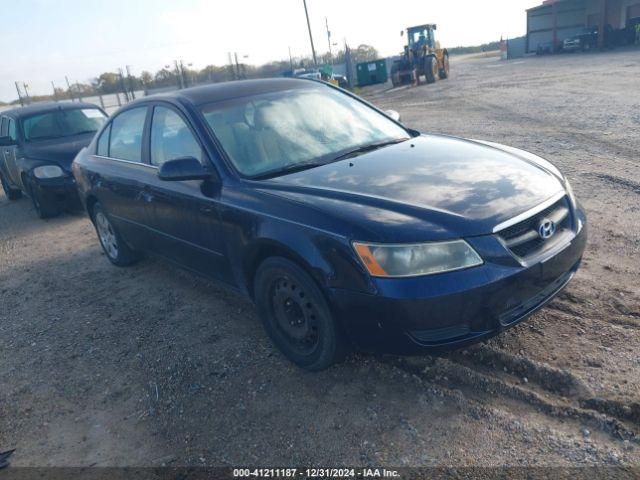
[233,468,400,478]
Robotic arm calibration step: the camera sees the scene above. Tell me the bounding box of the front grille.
[497,197,572,259]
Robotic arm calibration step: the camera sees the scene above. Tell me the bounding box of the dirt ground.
[1,49,639,469]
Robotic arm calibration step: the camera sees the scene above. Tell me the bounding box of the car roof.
[138,78,318,107]
[1,101,102,119]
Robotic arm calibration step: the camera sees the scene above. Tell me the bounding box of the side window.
[7,119,17,142]
[97,124,111,156]
[150,106,202,167]
[0,117,7,137]
[109,107,147,162]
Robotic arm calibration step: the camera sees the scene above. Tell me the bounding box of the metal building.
[526,0,640,53]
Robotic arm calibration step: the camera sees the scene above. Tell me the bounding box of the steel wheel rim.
[95,212,118,259]
[269,275,320,355]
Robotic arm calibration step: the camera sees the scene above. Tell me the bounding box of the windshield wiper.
[27,135,63,141]
[331,138,409,162]
[254,161,328,180]
[67,130,97,136]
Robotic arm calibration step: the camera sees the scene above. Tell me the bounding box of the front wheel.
[28,179,59,219]
[425,56,438,84]
[254,257,347,371]
[92,202,140,266]
[1,173,22,200]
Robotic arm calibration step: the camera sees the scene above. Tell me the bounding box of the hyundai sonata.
[72,79,587,370]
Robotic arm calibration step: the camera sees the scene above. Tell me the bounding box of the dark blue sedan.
[71,78,587,370]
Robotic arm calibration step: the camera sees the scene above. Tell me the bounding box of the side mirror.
[0,136,16,147]
[385,110,402,123]
[158,156,212,181]
[400,30,404,37]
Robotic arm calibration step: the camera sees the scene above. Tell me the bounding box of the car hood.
[22,133,95,172]
[260,134,566,241]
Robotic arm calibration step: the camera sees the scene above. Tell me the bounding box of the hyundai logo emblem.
[538,218,556,239]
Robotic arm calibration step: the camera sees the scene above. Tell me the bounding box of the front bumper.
[32,174,80,210]
[330,206,587,355]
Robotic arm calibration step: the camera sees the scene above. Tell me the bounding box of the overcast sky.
[0,0,542,102]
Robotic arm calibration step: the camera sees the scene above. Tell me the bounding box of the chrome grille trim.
[503,206,569,248]
[492,191,566,234]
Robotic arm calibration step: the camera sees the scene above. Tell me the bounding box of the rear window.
[22,108,107,141]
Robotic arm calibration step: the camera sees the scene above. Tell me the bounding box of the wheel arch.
[242,238,324,300]
[85,194,99,222]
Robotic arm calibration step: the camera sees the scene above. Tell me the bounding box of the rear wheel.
[92,202,140,266]
[425,56,438,84]
[254,257,346,371]
[439,53,450,79]
[0,173,22,200]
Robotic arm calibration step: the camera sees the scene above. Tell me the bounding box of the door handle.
[141,191,154,203]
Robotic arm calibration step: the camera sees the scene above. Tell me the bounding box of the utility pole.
[51,81,58,101]
[288,46,294,72]
[14,82,24,107]
[325,17,332,63]
[344,40,354,89]
[174,60,185,89]
[65,76,74,101]
[126,65,136,100]
[227,53,236,80]
[118,68,130,102]
[303,0,318,67]
[234,53,242,80]
[22,83,30,103]
[180,60,186,88]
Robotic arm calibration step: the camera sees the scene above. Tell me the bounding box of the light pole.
[325,17,332,63]
[303,0,318,67]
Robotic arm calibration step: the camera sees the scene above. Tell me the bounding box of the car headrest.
[253,102,279,130]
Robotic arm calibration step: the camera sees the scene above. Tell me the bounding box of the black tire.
[27,178,59,219]
[254,257,347,371]
[0,172,22,200]
[438,53,450,79]
[424,56,438,84]
[91,202,140,266]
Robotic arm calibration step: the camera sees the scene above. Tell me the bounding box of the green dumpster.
[356,59,388,86]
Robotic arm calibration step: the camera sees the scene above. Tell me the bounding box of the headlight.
[353,240,483,278]
[564,177,577,209]
[33,165,65,179]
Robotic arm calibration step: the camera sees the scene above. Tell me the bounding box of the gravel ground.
[1,49,639,468]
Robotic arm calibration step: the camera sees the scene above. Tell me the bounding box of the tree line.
[7,44,380,105]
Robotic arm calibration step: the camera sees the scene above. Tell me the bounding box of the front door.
[142,104,232,283]
[1,117,20,186]
[91,106,156,250]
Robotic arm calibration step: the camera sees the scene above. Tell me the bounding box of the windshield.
[22,108,107,142]
[200,85,409,177]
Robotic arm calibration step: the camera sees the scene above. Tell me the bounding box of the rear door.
[141,103,232,283]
